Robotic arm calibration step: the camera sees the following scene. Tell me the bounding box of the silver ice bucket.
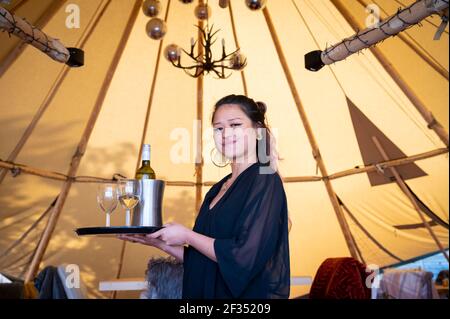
[132,179,165,227]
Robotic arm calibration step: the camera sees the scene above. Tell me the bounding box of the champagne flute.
[97,183,118,227]
[118,179,141,227]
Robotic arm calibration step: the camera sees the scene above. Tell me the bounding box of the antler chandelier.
[142,0,268,78]
[164,25,246,78]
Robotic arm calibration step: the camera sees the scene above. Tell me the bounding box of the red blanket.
[309,257,372,299]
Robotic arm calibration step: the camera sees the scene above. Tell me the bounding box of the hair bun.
[256,101,267,115]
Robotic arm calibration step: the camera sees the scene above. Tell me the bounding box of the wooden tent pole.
[9,0,29,13]
[331,0,449,148]
[372,136,449,262]
[194,0,205,213]
[0,160,68,181]
[1,147,447,185]
[0,0,65,77]
[228,1,248,96]
[0,0,111,185]
[0,196,57,261]
[113,0,173,299]
[23,0,142,283]
[134,0,172,170]
[0,67,69,185]
[262,7,360,260]
[328,148,448,180]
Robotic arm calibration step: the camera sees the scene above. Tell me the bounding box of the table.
[99,276,313,292]
[99,277,148,292]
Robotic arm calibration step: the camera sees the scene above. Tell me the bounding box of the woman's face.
[212,104,258,163]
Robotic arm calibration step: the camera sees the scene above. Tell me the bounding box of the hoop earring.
[210,148,230,168]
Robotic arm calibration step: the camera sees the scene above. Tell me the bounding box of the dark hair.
[212,94,278,169]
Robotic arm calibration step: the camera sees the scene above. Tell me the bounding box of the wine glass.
[118,179,141,227]
[97,183,118,227]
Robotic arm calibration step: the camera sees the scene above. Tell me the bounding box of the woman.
[119,94,290,299]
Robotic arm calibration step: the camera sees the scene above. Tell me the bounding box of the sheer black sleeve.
[213,172,287,298]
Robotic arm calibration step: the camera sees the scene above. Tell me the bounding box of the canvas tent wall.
[0,0,448,298]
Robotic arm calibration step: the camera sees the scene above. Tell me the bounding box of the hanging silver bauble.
[179,0,194,4]
[142,0,161,17]
[164,44,181,62]
[146,18,167,40]
[245,0,267,11]
[229,52,247,70]
[194,4,211,20]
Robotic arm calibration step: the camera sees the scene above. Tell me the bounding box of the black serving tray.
[75,226,162,237]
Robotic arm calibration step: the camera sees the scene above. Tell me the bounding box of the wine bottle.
[135,144,156,179]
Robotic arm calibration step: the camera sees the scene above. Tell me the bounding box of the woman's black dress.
[182,162,290,299]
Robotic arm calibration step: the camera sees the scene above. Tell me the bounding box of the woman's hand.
[117,234,166,248]
[148,222,192,246]
[117,232,186,262]
[121,223,216,262]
